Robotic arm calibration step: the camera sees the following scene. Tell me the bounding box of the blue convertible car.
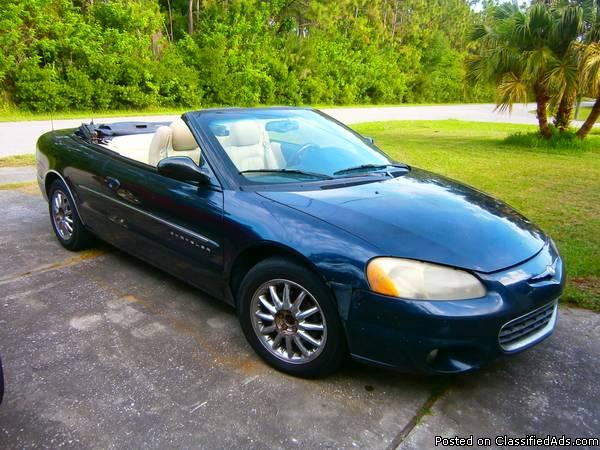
[36,107,564,377]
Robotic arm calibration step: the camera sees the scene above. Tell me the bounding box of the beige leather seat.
[224,121,279,171]
[269,142,286,168]
[148,118,200,166]
[103,134,155,164]
[148,127,171,165]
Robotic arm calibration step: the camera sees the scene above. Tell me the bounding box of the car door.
[100,153,225,298]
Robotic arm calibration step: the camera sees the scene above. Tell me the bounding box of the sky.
[471,0,531,12]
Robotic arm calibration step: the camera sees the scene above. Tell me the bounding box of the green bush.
[0,0,491,112]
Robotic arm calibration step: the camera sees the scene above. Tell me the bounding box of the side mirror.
[364,136,375,145]
[157,156,210,184]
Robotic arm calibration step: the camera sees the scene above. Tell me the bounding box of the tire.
[48,179,94,251]
[237,257,346,378]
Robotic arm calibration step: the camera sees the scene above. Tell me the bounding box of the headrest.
[152,126,172,146]
[169,118,197,151]
[148,126,172,165]
[228,121,262,147]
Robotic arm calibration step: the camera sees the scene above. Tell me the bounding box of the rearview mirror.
[363,136,374,145]
[157,156,210,184]
[265,119,299,133]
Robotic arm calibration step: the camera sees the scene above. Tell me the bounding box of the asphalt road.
[0,185,599,448]
[2,102,592,157]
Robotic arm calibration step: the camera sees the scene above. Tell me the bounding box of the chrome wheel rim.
[51,189,74,240]
[250,279,327,364]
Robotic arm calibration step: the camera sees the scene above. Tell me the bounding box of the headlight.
[366,257,486,300]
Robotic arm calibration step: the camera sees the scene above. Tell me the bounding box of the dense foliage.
[0,0,492,112]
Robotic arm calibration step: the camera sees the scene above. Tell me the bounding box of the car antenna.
[48,58,55,132]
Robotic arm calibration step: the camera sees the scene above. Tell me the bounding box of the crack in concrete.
[386,377,452,450]
[0,248,108,285]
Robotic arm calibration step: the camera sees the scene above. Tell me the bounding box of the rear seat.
[103,134,155,164]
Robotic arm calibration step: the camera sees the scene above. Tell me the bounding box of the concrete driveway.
[2,102,595,157]
[0,185,599,449]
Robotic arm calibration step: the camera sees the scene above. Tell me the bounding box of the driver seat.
[148,119,200,166]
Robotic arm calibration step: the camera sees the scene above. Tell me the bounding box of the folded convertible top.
[76,121,170,141]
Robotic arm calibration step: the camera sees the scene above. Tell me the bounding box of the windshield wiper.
[239,169,333,180]
[333,163,408,176]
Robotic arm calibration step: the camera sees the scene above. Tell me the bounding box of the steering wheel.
[288,143,319,167]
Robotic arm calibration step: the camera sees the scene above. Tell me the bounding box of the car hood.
[258,168,546,273]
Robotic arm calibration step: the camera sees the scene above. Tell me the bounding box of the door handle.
[105,177,120,190]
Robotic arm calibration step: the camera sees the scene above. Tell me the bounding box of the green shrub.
[0,0,489,112]
[504,127,591,150]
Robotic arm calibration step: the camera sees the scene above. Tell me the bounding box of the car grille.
[498,301,558,352]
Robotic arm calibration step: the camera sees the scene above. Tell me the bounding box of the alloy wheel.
[250,279,327,364]
[51,189,74,240]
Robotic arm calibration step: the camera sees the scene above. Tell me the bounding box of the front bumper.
[345,243,565,374]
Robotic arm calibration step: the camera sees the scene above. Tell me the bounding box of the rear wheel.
[238,258,346,377]
[48,179,94,251]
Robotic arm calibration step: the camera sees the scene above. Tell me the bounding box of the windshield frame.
[186,107,406,190]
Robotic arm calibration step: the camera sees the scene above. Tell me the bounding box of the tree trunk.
[166,0,174,42]
[576,96,600,139]
[382,0,388,28]
[188,0,194,35]
[554,90,575,132]
[391,1,398,39]
[535,86,551,139]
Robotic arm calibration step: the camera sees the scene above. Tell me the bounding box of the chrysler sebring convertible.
[36,107,564,377]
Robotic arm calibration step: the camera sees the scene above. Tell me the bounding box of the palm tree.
[468,2,556,138]
[576,42,600,138]
[547,3,584,132]
[575,0,600,138]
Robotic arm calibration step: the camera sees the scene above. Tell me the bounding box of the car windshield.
[198,109,396,183]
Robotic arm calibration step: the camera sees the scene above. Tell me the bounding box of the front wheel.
[48,179,94,251]
[237,258,346,378]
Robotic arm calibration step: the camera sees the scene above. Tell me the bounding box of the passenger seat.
[224,121,279,171]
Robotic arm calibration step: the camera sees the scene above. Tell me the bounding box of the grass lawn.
[0,154,36,167]
[354,120,600,311]
[576,106,592,121]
